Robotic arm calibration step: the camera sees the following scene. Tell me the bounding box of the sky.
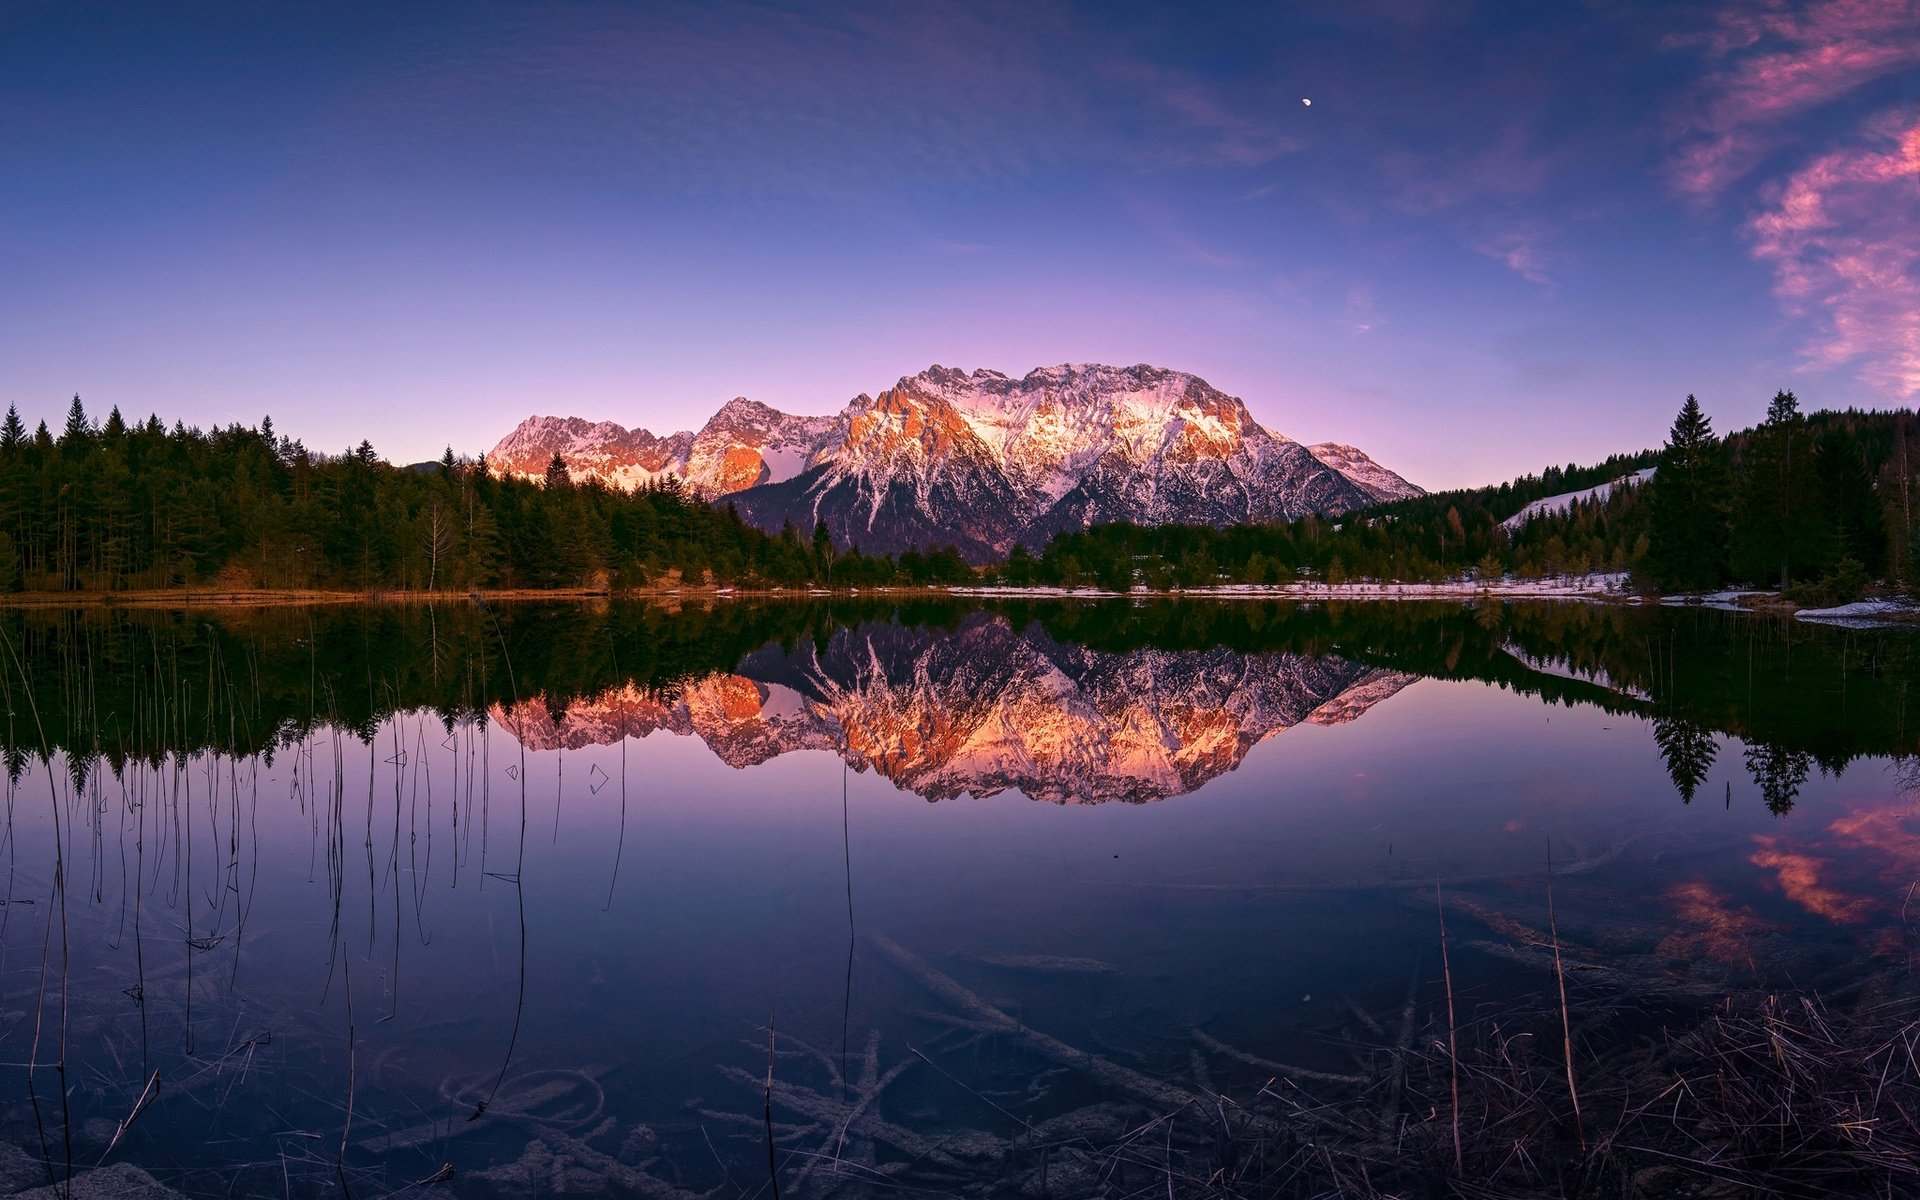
[1,0,1915,491]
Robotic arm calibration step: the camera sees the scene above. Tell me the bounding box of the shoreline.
[0,579,1911,622]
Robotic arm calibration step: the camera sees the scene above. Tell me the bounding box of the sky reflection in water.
[0,601,1913,1195]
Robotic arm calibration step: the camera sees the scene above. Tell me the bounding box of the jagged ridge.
[486,363,1424,560]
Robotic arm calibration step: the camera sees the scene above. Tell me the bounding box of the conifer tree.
[1646,395,1729,591]
[59,394,90,451]
[0,405,24,453]
[1811,425,1887,576]
[1732,390,1822,587]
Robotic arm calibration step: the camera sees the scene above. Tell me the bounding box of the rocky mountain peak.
[484,362,1424,559]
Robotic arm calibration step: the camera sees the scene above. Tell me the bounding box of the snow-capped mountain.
[486,416,693,491]
[485,363,1423,559]
[485,399,832,498]
[489,614,1418,803]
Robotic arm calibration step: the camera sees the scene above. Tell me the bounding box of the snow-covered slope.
[1307,442,1423,503]
[491,614,1418,803]
[485,363,1424,559]
[1500,468,1655,532]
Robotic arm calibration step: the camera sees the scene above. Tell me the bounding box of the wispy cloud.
[1668,0,1920,199]
[1105,64,1304,169]
[323,1,1306,197]
[1369,117,1568,286]
[1124,195,1247,270]
[1343,283,1382,335]
[929,238,996,256]
[1668,1,1920,399]
[1471,227,1556,286]
[1378,121,1560,215]
[1748,109,1920,397]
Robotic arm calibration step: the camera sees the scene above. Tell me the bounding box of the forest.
[1000,394,1919,601]
[0,397,972,593]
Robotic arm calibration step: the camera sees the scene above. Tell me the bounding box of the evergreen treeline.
[998,398,1919,598]
[0,397,973,592]
[1644,392,1912,598]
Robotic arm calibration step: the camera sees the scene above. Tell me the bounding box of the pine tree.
[1732,390,1822,587]
[59,394,90,452]
[1645,395,1730,591]
[0,405,24,454]
[1811,425,1887,577]
[544,453,571,491]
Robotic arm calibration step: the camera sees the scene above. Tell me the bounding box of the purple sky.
[2,0,1915,490]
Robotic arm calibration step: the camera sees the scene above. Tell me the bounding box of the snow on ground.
[954,586,1131,598]
[1499,468,1654,532]
[1660,589,1767,612]
[1794,598,1913,617]
[953,573,1636,602]
[1793,598,1920,628]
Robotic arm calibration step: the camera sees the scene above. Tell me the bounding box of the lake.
[0,599,1915,1197]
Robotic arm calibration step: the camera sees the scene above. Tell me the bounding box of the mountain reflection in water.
[491,613,1417,802]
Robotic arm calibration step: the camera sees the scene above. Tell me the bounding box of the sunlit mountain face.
[487,364,1423,561]
[490,613,1416,803]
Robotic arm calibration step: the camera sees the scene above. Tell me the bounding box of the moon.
[1301,97,1312,106]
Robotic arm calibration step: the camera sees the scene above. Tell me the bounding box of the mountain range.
[486,363,1422,560]
[489,613,1417,803]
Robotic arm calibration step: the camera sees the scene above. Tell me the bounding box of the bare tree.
[424,497,454,591]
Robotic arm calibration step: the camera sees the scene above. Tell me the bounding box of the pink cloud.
[1471,228,1556,286]
[1670,0,1920,198]
[1748,110,1920,397]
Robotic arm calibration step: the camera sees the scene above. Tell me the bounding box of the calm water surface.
[0,600,1914,1196]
